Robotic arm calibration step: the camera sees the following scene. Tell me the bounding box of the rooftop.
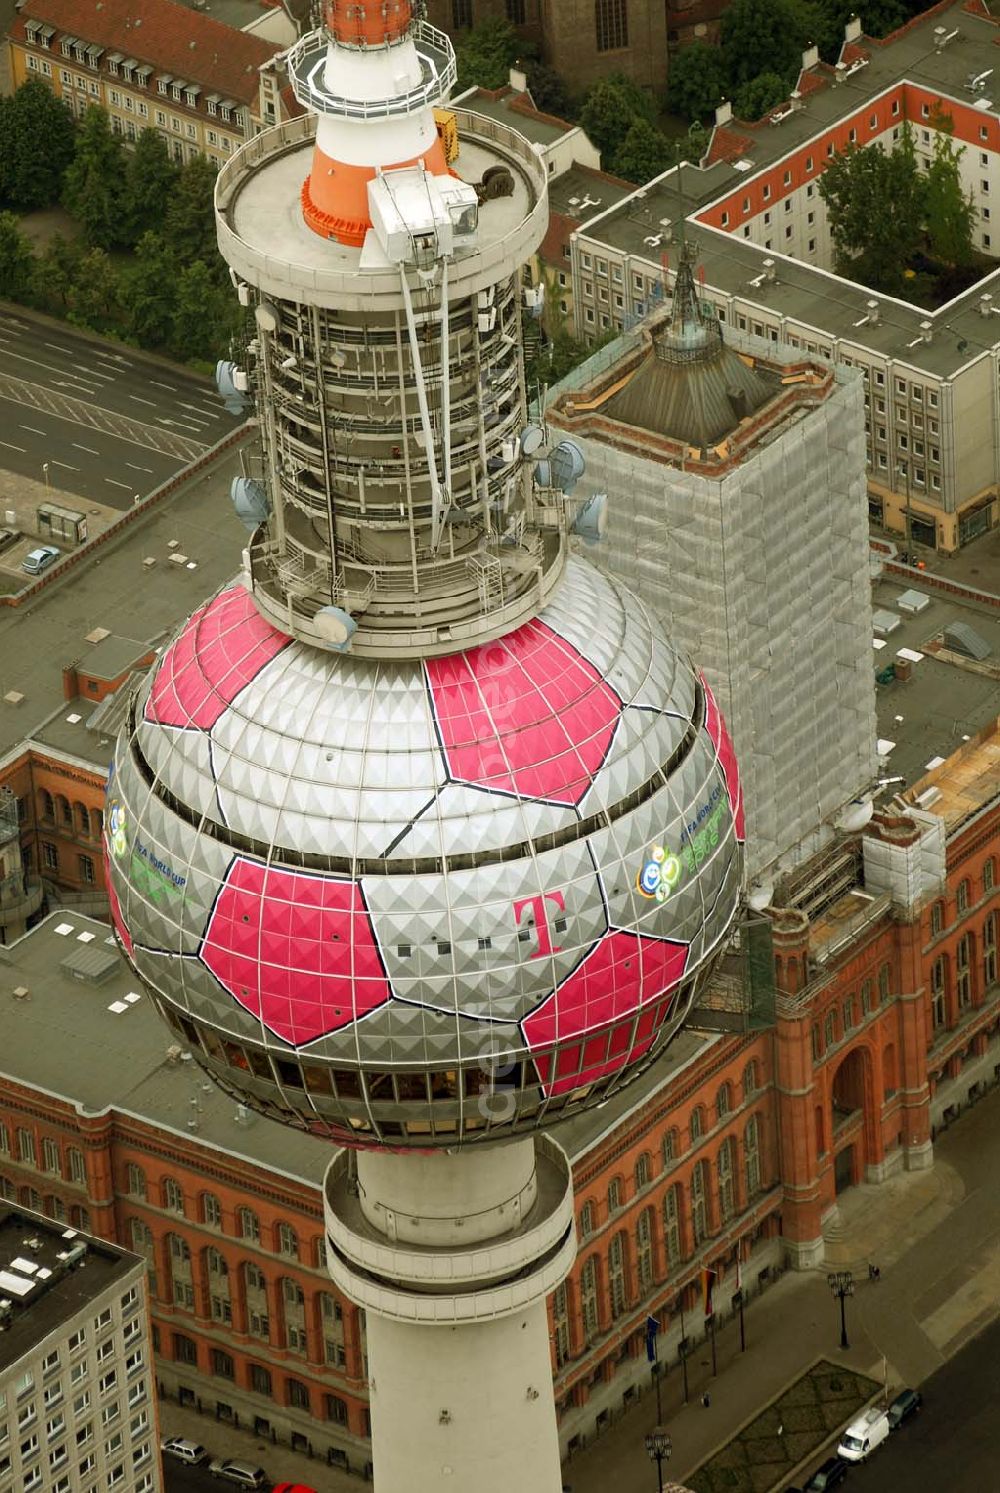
[0,1206,139,1373]
[453,85,572,149]
[546,163,634,222]
[576,0,1000,378]
[13,0,281,102]
[0,441,251,773]
[905,715,1000,830]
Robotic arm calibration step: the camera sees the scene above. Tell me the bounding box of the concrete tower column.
[324,1136,576,1492]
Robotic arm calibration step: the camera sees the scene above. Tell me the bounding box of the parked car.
[21,543,60,574]
[271,1485,319,1493]
[838,1405,890,1462]
[160,1436,209,1465]
[887,1386,922,1428]
[208,1458,268,1487]
[0,527,20,554]
[804,1458,848,1491]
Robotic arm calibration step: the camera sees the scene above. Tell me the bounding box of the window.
[277,1221,299,1259]
[168,1234,194,1310]
[282,1277,307,1353]
[451,0,472,25]
[715,1083,731,1121]
[129,1220,156,1295]
[662,1128,678,1165]
[607,1232,627,1319]
[931,956,947,1030]
[744,1115,761,1198]
[690,1160,708,1246]
[877,963,890,1003]
[43,1138,61,1174]
[860,979,873,1017]
[288,1377,311,1412]
[325,1393,348,1426]
[79,855,95,884]
[18,1128,36,1165]
[636,1208,654,1292]
[212,1347,234,1380]
[250,1364,272,1398]
[984,912,997,989]
[201,1192,221,1228]
[742,1062,758,1100]
[662,1185,681,1267]
[957,934,972,1009]
[244,1262,270,1339]
[931,901,943,937]
[580,1255,599,1342]
[207,1248,231,1324]
[689,1107,704,1143]
[843,997,855,1032]
[717,1137,736,1222]
[163,1178,184,1214]
[42,842,59,871]
[552,1282,570,1367]
[957,879,970,915]
[634,1153,650,1191]
[607,1177,622,1214]
[595,0,628,52]
[824,1011,836,1048]
[579,1201,594,1238]
[238,1206,260,1243]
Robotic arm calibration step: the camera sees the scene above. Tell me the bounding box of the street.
[0,309,241,507]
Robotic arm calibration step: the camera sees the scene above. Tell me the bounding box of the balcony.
[0,875,44,931]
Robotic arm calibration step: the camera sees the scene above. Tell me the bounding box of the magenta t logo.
[513,890,565,958]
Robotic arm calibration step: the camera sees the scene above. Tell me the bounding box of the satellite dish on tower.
[519,425,545,456]
[549,440,586,495]
[314,605,358,652]
[230,477,270,530]
[571,492,608,545]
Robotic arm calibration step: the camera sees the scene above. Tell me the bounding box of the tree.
[612,118,673,185]
[818,131,924,292]
[30,233,87,314]
[119,232,177,347]
[66,247,121,333]
[580,75,655,166]
[665,41,728,124]
[122,129,179,247]
[0,78,75,211]
[0,212,36,301]
[721,0,811,91]
[923,109,975,267]
[163,155,221,272]
[170,260,239,363]
[734,72,789,122]
[524,61,576,121]
[454,19,527,91]
[62,106,127,249]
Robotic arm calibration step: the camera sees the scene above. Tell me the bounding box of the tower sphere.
[106,560,742,1147]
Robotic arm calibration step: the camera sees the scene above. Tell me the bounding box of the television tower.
[105,4,745,1489]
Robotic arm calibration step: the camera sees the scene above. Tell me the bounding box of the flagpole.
[654,1333,663,1423]
[680,1296,689,1404]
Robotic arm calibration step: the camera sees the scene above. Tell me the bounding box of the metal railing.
[286,21,456,121]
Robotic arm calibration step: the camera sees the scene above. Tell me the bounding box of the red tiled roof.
[705,125,755,167]
[840,41,871,63]
[13,0,279,102]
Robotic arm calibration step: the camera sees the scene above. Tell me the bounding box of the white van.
[837,1405,890,1462]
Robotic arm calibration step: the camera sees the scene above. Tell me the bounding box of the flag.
[701,1267,716,1321]
[645,1314,660,1363]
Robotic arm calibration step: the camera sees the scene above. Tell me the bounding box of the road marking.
[44,342,75,355]
[129,395,157,407]
[78,365,116,382]
[105,477,133,489]
[0,371,211,461]
[0,439,26,452]
[73,443,100,455]
[20,425,47,436]
[125,462,153,473]
[49,459,79,470]
[150,380,176,391]
[180,401,220,419]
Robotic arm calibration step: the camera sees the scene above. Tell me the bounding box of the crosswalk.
[0,372,209,462]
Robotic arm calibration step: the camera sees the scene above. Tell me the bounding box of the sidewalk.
[563,1080,1000,1492]
[159,1397,363,1492]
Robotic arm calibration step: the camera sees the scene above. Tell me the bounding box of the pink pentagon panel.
[425,620,622,806]
[701,677,745,841]
[145,585,289,732]
[106,865,134,959]
[200,858,392,1044]
[523,931,688,1097]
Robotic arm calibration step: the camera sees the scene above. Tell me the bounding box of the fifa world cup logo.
[108,802,128,860]
[636,844,683,902]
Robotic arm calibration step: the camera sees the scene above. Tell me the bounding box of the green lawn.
[686,1359,882,1493]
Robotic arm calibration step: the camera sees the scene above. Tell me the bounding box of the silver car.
[21,544,60,574]
[208,1458,268,1488]
[160,1436,209,1465]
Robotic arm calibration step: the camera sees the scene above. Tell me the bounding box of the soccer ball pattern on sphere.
[106,557,743,1146]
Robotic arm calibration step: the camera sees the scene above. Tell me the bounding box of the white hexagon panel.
[106,558,744,1146]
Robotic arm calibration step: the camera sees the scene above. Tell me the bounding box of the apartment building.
[569,2,1000,551]
[0,1206,158,1493]
[8,0,291,168]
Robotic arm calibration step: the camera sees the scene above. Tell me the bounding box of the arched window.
[957,878,970,915]
[636,1208,654,1292]
[860,978,874,1017]
[579,1201,595,1239]
[70,1204,89,1231]
[44,1194,66,1223]
[689,1107,704,1143]
[663,1186,682,1269]
[282,1277,307,1353]
[552,1282,570,1367]
[288,1377,311,1411]
[201,1192,222,1229]
[313,1235,327,1270]
[607,1176,622,1215]
[73,802,89,835]
[690,1161,708,1246]
[163,1177,184,1215]
[716,1083,732,1121]
[717,1138,736,1223]
[206,1247,231,1323]
[243,1262,270,1340]
[931,956,947,1029]
[957,934,973,1009]
[325,1394,348,1426]
[320,1292,345,1367]
[634,1153,651,1191]
[56,795,72,827]
[238,1206,260,1244]
[877,963,890,1003]
[39,789,54,822]
[930,901,944,937]
[67,1147,86,1185]
[277,1221,299,1260]
[126,1163,146,1200]
[130,1219,157,1295]
[984,857,996,895]
[744,1116,761,1199]
[168,1234,194,1310]
[580,1256,599,1343]
[742,1062,758,1101]
[607,1231,627,1320]
[984,912,997,989]
[662,1128,678,1165]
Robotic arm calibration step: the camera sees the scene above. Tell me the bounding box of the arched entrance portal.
[830,1046,873,1195]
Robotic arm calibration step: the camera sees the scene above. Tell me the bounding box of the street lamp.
[42,463,50,490]
[827,1270,854,1350]
[644,1426,672,1493]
